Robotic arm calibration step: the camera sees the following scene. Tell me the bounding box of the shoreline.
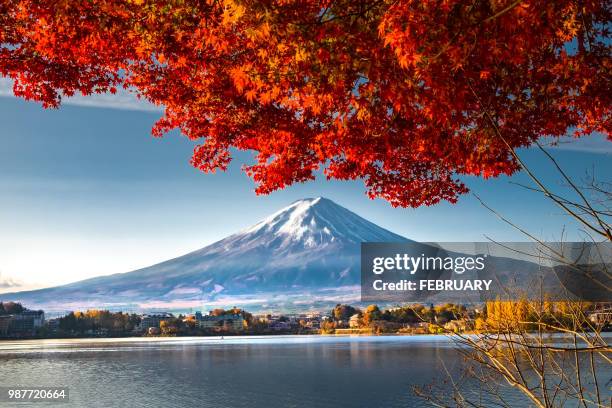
[0,331,438,343]
[1,331,609,347]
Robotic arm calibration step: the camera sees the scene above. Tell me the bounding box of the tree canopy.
[332,304,359,321]
[1,0,609,206]
[0,301,24,315]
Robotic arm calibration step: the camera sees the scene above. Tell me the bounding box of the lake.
[0,335,604,407]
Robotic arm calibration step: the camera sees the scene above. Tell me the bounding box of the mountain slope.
[4,198,409,309]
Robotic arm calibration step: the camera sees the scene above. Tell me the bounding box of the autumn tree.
[1,0,609,207]
[331,304,359,322]
[320,319,337,334]
[210,308,227,317]
[57,310,141,334]
[160,319,179,336]
[362,304,381,326]
[381,305,420,323]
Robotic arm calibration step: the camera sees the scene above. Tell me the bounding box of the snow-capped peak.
[239,197,405,247]
[243,197,321,235]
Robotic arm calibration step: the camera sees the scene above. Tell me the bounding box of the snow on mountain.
[197,197,407,255]
[2,197,410,309]
[241,197,403,246]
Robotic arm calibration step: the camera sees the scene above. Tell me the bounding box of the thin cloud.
[0,272,22,289]
[546,133,612,155]
[0,77,162,112]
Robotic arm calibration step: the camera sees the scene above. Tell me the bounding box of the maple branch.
[483,0,524,23]
[508,181,612,217]
[476,200,612,292]
[467,82,612,241]
[430,0,524,61]
[2,0,609,208]
[292,0,386,27]
[534,141,612,240]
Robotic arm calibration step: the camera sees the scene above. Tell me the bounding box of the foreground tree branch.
[1,0,610,207]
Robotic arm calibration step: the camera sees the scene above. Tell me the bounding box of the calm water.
[0,335,604,407]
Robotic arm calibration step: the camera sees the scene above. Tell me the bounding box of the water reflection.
[0,335,603,408]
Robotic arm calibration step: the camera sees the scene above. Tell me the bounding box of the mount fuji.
[3,198,410,311]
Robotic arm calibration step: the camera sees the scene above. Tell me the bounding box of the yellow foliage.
[222,0,246,26]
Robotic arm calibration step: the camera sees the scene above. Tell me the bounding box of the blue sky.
[0,90,610,291]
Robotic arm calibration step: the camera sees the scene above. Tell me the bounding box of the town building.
[588,310,612,326]
[46,318,61,333]
[443,319,474,332]
[0,310,45,337]
[349,314,361,328]
[196,314,244,331]
[138,312,175,331]
[0,315,11,336]
[268,320,291,331]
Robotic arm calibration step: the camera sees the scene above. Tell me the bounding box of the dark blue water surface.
[0,335,606,407]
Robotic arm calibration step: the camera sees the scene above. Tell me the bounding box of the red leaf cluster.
[1,0,610,206]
